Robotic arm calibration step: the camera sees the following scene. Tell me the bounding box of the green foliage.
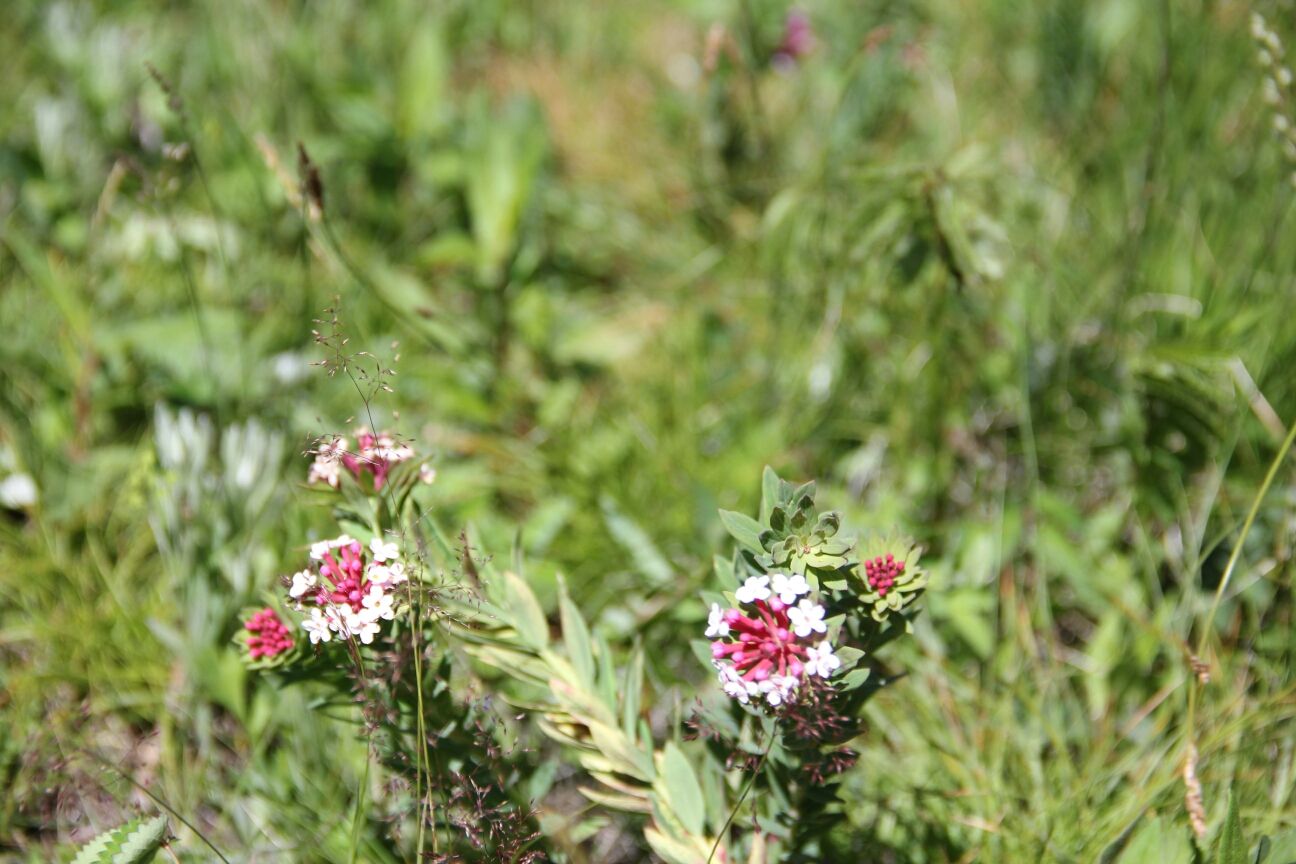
[3,0,1296,860]
[70,816,169,864]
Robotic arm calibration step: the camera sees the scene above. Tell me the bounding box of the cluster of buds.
[243,607,294,659]
[862,554,904,597]
[707,572,840,708]
[287,534,408,645]
[308,427,434,492]
[1252,12,1296,187]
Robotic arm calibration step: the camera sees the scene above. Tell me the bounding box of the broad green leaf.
[660,742,706,837]
[112,816,169,864]
[72,819,138,864]
[718,509,764,553]
[71,815,168,864]
[1259,828,1296,864]
[1117,816,1193,863]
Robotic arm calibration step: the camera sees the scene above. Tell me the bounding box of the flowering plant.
[241,418,928,864]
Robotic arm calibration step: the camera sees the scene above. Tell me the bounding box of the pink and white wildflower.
[289,533,408,646]
[307,428,427,492]
[708,588,837,708]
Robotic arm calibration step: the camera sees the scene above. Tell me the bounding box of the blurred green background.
[3,0,1296,860]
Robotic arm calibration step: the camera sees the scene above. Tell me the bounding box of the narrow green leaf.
[558,575,595,688]
[601,495,673,584]
[502,571,548,650]
[1219,787,1248,864]
[760,465,781,524]
[596,632,618,714]
[622,642,645,739]
[660,742,706,837]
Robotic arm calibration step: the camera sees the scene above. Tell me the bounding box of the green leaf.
[558,575,595,688]
[718,509,764,553]
[71,816,168,864]
[601,496,673,584]
[112,816,169,864]
[72,820,137,864]
[1218,787,1247,864]
[645,826,705,864]
[834,646,865,672]
[1116,816,1192,864]
[660,742,706,837]
[1259,828,1296,864]
[760,465,781,524]
[622,643,644,739]
[502,571,549,650]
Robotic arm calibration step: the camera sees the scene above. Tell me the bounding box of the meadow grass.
[2,0,1296,861]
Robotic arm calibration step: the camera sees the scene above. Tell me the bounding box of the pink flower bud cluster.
[863,554,904,597]
[706,573,840,708]
[288,535,408,646]
[308,427,433,492]
[244,607,294,659]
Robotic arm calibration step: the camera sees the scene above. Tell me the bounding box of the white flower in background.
[788,599,827,638]
[769,572,809,605]
[369,537,400,563]
[362,584,396,621]
[302,608,333,644]
[804,641,841,678]
[289,569,317,600]
[735,575,771,605]
[705,603,730,638]
[419,464,437,484]
[0,473,38,509]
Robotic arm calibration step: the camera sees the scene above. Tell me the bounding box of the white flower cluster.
[1253,13,1296,187]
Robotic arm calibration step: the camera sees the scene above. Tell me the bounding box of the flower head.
[770,571,810,604]
[244,607,294,659]
[290,533,407,647]
[804,641,840,678]
[787,599,827,638]
[706,602,730,638]
[853,538,928,622]
[735,575,771,604]
[307,428,418,492]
